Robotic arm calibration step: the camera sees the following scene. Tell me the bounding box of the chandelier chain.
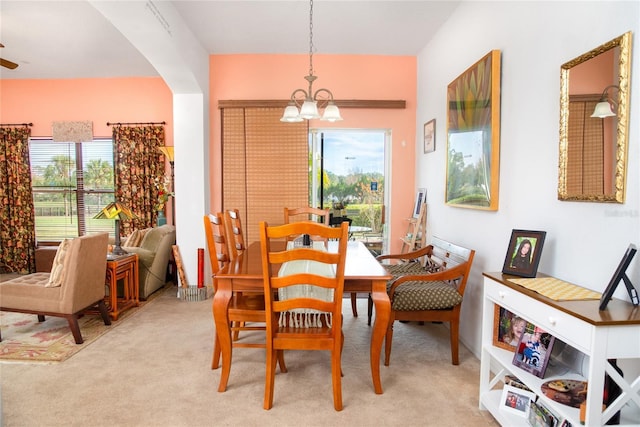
[308,0,314,77]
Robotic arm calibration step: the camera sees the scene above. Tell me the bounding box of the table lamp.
[94,201,136,255]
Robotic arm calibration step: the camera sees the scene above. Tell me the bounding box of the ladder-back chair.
[283,206,360,318]
[259,221,348,410]
[204,213,286,379]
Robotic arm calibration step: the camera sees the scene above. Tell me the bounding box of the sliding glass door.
[310,129,389,254]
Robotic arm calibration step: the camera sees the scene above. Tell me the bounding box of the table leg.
[370,279,390,394]
[108,270,119,321]
[132,258,140,306]
[213,277,233,392]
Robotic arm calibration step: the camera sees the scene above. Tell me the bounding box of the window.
[30,139,115,241]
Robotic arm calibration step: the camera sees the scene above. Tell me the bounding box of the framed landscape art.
[445,50,501,210]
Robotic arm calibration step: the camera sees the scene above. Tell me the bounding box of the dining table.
[212,239,392,394]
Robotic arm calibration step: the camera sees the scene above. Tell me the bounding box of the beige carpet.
[1,286,498,426]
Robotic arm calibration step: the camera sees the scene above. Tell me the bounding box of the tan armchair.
[376,236,475,365]
[0,233,111,344]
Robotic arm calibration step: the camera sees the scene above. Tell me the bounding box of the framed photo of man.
[502,229,546,278]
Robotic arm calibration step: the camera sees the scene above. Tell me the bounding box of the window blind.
[222,107,308,244]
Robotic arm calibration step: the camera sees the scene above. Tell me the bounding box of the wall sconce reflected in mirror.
[591,85,619,118]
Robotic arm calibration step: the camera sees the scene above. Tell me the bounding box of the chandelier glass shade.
[280,0,342,123]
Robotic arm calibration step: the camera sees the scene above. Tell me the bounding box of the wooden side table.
[105,253,139,320]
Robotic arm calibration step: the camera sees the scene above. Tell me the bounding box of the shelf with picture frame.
[399,189,426,254]
[480,272,640,426]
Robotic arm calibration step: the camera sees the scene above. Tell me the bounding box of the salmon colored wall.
[0,78,173,139]
[210,54,417,252]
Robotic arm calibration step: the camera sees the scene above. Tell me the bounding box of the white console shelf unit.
[480,272,640,426]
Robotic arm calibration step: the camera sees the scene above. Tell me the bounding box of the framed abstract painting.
[446,50,502,210]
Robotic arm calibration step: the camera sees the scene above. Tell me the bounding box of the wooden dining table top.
[216,240,392,283]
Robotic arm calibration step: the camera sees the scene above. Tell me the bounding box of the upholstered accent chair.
[0,233,111,344]
[123,224,176,299]
[376,237,475,365]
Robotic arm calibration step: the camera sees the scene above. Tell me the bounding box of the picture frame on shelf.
[500,384,536,418]
[502,229,546,278]
[599,243,638,310]
[413,188,426,218]
[512,322,555,378]
[528,399,560,427]
[493,306,524,352]
[423,119,435,153]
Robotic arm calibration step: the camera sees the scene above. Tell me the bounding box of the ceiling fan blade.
[0,58,19,69]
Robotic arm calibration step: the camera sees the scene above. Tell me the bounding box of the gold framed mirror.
[558,31,632,203]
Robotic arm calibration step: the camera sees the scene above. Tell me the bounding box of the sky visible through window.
[321,131,384,176]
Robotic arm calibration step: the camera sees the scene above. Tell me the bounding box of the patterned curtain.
[0,126,36,273]
[113,125,165,237]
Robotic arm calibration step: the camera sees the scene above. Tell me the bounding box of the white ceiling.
[0,1,460,80]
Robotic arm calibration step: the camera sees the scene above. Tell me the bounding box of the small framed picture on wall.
[424,119,435,153]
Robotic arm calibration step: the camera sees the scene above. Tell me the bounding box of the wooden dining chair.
[259,221,349,411]
[203,213,286,374]
[283,206,359,318]
[224,209,246,260]
[283,206,330,228]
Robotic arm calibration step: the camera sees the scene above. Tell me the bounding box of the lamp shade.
[158,146,175,162]
[591,101,616,118]
[93,201,136,256]
[93,201,136,220]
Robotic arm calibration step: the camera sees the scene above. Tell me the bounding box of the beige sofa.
[123,224,176,299]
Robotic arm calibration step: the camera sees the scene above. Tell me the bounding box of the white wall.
[416,1,639,359]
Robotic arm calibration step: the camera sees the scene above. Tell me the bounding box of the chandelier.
[280,0,342,123]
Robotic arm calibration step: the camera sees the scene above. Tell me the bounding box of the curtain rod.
[106,121,166,126]
[0,123,33,127]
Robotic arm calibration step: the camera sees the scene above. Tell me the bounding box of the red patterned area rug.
[0,284,171,364]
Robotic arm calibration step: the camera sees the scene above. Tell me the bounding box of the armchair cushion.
[123,228,150,247]
[386,262,436,278]
[389,280,463,311]
[46,238,72,287]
